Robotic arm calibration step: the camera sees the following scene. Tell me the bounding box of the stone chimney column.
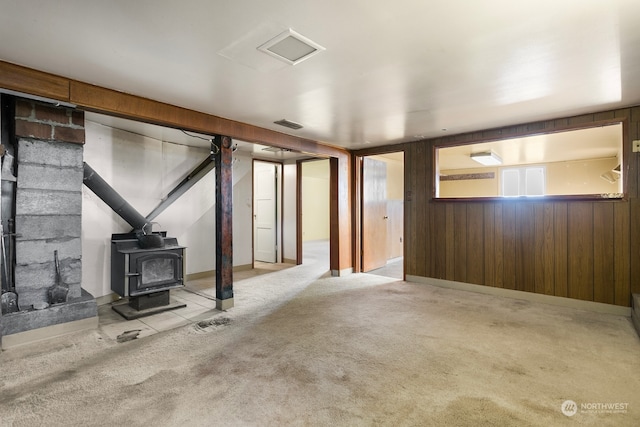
[13,99,84,309]
[0,98,96,347]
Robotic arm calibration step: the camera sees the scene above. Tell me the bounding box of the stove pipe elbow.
[83,162,152,234]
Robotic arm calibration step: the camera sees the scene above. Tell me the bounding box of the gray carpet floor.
[368,256,403,279]
[0,241,639,426]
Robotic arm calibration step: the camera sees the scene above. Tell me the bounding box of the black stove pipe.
[83,162,152,234]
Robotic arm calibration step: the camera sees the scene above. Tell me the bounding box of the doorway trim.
[252,159,284,266]
[353,150,406,278]
[296,157,334,267]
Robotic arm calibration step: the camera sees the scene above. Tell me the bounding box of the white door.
[254,162,277,263]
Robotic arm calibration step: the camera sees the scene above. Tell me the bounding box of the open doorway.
[298,159,330,268]
[362,152,404,279]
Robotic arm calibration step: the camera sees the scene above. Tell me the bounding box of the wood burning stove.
[109,233,186,318]
[111,233,185,297]
[83,162,187,319]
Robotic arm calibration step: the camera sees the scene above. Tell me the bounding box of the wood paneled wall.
[403,107,640,307]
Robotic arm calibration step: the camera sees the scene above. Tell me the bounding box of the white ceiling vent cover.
[258,29,325,65]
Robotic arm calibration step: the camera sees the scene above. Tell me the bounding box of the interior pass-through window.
[435,123,623,199]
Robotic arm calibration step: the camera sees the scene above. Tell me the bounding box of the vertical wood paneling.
[413,144,427,277]
[542,203,555,295]
[593,203,615,304]
[414,144,429,277]
[554,118,569,128]
[568,114,595,126]
[494,204,504,288]
[534,204,545,294]
[467,203,484,285]
[567,203,594,301]
[427,200,436,277]
[614,202,630,306]
[483,203,496,286]
[622,108,637,198]
[405,144,424,276]
[421,144,432,277]
[517,204,536,293]
[453,204,467,282]
[403,145,415,276]
[502,203,516,290]
[433,202,447,279]
[445,204,455,279]
[630,198,640,295]
[554,203,568,298]
[593,111,615,121]
[396,106,638,307]
[543,119,556,132]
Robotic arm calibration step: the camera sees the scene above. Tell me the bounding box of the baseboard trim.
[95,293,121,307]
[186,264,253,281]
[331,267,353,277]
[2,316,98,350]
[234,264,253,272]
[406,275,631,317]
[186,270,215,281]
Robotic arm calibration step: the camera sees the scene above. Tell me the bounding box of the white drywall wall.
[81,121,252,299]
[301,160,330,242]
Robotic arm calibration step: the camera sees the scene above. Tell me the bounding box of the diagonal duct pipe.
[83,162,163,248]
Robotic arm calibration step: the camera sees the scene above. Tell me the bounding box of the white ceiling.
[85,112,319,161]
[2,1,640,150]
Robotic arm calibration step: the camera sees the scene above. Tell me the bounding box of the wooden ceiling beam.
[0,60,348,160]
[69,81,349,159]
[0,61,70,102]
[0,60,354,272]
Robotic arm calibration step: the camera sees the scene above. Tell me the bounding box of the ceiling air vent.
[274,119,303,130]
[258,29,325,65]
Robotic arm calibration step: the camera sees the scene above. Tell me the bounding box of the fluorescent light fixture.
[470,151,502,166]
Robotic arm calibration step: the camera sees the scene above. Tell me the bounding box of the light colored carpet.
[186,260,295,295]
[0,241,638,426]
[368,256,403,279]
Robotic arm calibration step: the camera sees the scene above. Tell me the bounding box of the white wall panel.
[82,121,253,299]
